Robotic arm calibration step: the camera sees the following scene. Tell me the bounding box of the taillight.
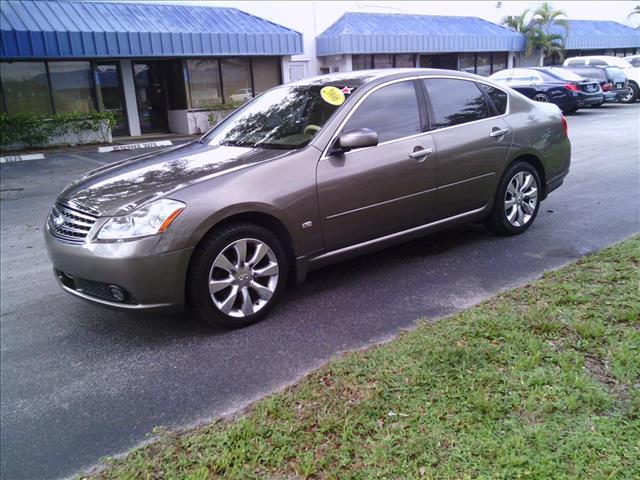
[561,115,568,137]
[564,83,579,91]
[602,82,613,92]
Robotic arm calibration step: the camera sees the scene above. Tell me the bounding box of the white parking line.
[98,140,173,153]
[0,153,45,164]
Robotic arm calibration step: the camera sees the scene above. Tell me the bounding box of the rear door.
[317,80,438,250]
[422,78,513,218]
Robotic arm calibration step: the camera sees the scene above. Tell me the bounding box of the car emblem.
[53,212,65,227]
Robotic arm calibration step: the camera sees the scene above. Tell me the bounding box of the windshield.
[626,57,640,67]
[570,67,606,81]
[202,85,356,149]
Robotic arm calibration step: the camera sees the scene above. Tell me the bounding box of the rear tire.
[533,93,551,103]
[620,82,639,103]
[187,223,288,328]
[486,161,541,236]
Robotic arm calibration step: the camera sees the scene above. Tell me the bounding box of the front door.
[422,78,514,218]
[317,80,438,251]
[133,62,168,133]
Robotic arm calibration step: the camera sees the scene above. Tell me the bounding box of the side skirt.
[294,205,489,282]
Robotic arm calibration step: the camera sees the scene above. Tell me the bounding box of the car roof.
[286,68,481,87]
[564,55,630,67]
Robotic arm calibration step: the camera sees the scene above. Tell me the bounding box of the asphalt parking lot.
[1,103,639,480]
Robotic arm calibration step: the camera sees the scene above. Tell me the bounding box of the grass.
[90,236,640,480]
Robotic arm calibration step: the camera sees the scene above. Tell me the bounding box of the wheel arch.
[186,210,297,291]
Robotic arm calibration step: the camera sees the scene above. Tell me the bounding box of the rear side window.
[567,59,585,66]
[480,84,508,115]
[589,59,607,66]
[343,80,421,143]
[423,78,489,129]
[627,57,640,67]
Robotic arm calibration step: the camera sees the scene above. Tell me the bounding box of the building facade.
[1,1,639,139]
[315,13,526,76]
[0,0,302,136]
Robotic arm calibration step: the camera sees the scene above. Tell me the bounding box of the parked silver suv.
[45,69,571,327]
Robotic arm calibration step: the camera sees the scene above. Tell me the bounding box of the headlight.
[96,199,185,241]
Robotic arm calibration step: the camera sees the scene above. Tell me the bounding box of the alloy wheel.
[208,238,279,318]
[504,171,538,227]
[621,87,634,103]
[533,94,550,103]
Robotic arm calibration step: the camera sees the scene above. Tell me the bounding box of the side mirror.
[332,128,378,154]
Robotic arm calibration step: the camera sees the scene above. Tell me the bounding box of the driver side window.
[343,81,421,143]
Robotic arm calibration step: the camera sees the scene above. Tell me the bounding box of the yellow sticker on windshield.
[320,86,345,106]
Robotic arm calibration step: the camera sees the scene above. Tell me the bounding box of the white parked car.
[228,88,253,103]
[624,55,640,68]
[563,55,639,103]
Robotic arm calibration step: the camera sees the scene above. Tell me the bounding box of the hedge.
[0,111,117,149]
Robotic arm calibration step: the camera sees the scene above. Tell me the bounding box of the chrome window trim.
[320,74,511,160]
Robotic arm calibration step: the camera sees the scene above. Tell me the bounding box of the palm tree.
[529,2,569,63]
[501,8,531,33]
[628,5,640,18]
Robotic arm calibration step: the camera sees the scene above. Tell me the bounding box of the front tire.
[486,161,541,236]
[187,223,288,328]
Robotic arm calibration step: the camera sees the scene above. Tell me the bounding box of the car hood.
[59,141,289,216]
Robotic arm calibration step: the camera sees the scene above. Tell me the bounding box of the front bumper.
[45,223,193,312]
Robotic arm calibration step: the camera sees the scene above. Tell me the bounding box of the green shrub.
[0,111,117,149]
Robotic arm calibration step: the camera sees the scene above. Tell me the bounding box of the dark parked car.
[45,69,571,328]
[561,65,629,104]
[490,67,603,113]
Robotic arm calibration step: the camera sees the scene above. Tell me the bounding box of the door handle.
[409,147,434,161]
[490,128,510,138]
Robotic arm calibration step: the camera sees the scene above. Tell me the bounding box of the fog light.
[108,285,125,302]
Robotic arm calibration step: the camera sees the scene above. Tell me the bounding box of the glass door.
[133,62,169,133]
[95,63,128,136]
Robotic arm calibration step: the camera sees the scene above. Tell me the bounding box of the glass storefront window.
[96,63,127,135]
[0,61,52,115]
[395,54,415,68]
[373,54,393,69]
[252,57,281,95]
[352,55,373,70]
[49,61,95,113]
[492,52,508,74]
[459,53,476,74]
[221,58,252,105]
[476,53,491,76]
[165,60,188,110]
[187,59,222,109]
[352,55,372,70]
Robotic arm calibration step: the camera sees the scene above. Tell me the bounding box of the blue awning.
[556,20,640,50]
[0,0,303,59]
[316,12,525,56]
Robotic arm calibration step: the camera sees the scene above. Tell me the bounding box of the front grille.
[48,203,97,243]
